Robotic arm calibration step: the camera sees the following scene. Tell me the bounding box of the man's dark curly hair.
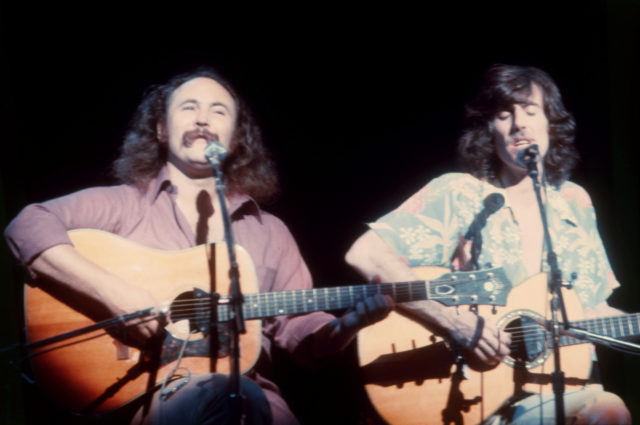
[113,66,279,204]
[457,64,578,185]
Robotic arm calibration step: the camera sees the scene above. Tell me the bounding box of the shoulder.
[429,172,479,187]
[555,181,594,209]
[255,209,293,239]
[393,172,485,216]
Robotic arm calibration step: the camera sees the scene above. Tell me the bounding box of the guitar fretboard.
[560,313,640,346]
[217,281,428,321]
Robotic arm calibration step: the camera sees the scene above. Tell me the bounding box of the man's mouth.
[512,137,533,147]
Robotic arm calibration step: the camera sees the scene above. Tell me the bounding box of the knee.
[576,391,631,425]
[238,375,269,406]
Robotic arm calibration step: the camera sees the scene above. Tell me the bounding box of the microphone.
[464,193,505,240]
[516,144,539,169]
[204,141,228,168]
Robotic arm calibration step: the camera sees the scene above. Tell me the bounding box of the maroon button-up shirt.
[5,166,335,423]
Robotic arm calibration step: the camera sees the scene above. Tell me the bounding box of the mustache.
[183,129,219,146]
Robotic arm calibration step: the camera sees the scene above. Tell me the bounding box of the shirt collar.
[148,165,263,221]
[545,184,579,225]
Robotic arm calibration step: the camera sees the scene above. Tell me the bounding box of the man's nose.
[196,109,209,127]
[511,107,527,131]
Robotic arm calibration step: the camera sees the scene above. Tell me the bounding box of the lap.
[484,385,630,425]
[131,374,272,425]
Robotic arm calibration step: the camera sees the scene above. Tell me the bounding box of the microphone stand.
[205,142,246,425]
[522,153,568,425]
[564,327,640,353]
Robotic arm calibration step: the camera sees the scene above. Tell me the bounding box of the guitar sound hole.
[169,288,211,334]
[505,315,548,366]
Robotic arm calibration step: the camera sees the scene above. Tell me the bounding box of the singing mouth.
[512,137,533,147]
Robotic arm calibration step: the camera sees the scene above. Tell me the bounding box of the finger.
[383,294,395,309]
[364,296,383,322]
[478,332,505,361]
[472,345,493,364]
[498,333,511,355]
[356,300,366,319]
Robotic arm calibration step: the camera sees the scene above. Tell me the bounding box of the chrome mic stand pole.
[205,142,246,425]
[520,146,567,425]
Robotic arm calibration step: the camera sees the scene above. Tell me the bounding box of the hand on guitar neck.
[30,243,166,350]
[315,290,395,356]
[347,229,511,370]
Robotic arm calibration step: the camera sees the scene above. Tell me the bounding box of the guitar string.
[166,295,639,321]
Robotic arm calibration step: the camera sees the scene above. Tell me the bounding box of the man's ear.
[157,121,168,143]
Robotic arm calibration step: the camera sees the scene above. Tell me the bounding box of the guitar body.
[25,229,261,414]
[358,272,591,425]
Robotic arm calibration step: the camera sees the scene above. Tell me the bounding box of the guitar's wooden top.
[358,272,599,425]
[23,229,511,416]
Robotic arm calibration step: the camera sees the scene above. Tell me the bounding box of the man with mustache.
[4,67,392,424]
[346,64,631,424]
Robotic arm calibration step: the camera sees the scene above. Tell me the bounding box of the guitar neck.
[561,313,640,346]
[219,280,429,321]
[212,267,508,322]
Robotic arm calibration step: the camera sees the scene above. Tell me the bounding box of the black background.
[1,1,639,424]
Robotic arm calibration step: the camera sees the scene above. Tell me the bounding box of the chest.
[505,193,545,275]
[175,194,225,244]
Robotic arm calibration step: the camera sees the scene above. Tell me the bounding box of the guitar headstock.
[428,267,511,307]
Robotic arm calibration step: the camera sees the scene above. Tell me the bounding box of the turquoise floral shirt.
[370,173,618,314]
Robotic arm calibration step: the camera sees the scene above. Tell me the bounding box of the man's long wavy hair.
[457,64,578,186]
[113,66,279,204]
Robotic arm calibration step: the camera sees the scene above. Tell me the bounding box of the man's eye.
[182,105,196,111]
[525,105,539,115]
[497,112,511,120]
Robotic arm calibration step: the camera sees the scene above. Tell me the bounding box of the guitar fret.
[611,318,622,337]
[330,287,340,310]
[348,286,354,308]
[256,292,265,318]
[622,316,631,337]
[276,292,285,315]
[614,316,624,337]
[294,289,303,314]
[603,317,611,336]
[414,282,427,302]
[592,318,601,335]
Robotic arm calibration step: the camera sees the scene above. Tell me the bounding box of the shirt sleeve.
[4,185,139,266]
[369,173,474,267]
[557,183,620,313]
[255,215,336,364]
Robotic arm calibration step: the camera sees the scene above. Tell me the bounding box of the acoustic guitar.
[358,272,639,425]
[23,229,511,415]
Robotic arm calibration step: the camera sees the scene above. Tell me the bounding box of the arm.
[29,244,162,348]
[346,229,510,367]
[5,187,163,348]
[256,216,393,362]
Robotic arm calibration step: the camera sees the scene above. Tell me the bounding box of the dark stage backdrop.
[1,2,639,424]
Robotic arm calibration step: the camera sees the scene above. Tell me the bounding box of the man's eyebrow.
[177,99,198,107]
[210,101,233,112]
[176,99,234,113]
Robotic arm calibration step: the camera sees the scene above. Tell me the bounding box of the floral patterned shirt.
[370,173,618,314]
